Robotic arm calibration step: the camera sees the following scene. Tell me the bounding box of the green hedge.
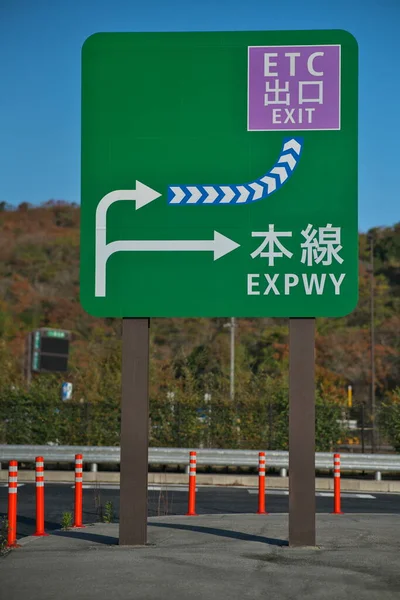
[0,375,346,451]
[379,388,400,452]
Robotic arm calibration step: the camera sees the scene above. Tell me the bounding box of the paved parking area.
[1,513,400,599]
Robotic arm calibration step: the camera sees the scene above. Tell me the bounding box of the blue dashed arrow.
[168,137,303,206]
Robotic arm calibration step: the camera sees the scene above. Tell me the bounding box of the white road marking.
[247,488,376,500]
[148,485,196,492]
[71,484,194,492]
[317,492,376,499]
[247,489,288,495]
[0,483,25,488]
[247,489,376,499]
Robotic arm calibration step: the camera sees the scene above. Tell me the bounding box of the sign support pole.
[119,317,150,546]
[289,318,316,547]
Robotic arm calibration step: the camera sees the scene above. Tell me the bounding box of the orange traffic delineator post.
[257,451,268,514]
[73,453,85,528]
[7,460,18,547]
[186,451,198,516]
[34,456,48,537]
[332,452,343,514]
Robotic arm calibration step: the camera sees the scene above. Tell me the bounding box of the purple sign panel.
[248,45,341,131]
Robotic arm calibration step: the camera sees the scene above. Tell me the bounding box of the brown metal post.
[289,318,316,547]
[119,317,150,546]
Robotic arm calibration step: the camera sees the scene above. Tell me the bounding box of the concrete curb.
[1,470,400,493]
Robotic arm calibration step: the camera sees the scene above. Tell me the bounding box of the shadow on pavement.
[149,522,289,547]
[52,529,118,545]
[48,522,288,547]
[0,513,62,539]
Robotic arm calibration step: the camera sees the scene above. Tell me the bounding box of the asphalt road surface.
[0,483,399,539]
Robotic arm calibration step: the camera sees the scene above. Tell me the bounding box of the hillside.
[0,201,399,449]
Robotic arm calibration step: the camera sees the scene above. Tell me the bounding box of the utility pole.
[24,333,32,387]
[230,317,235,402]
[360,401,366,454]
[223,318,236,401]
[369,234,376,453]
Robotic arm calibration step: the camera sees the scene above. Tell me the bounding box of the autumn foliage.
[0,201,399,450]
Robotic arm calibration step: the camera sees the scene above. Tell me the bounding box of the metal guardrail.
[0,446,399,479]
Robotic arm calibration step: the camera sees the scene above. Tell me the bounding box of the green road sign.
[81,30,358,318]
[30,329,71,373]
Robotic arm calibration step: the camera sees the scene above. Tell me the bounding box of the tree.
[379,388,400,452]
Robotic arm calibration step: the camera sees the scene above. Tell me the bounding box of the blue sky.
[0,0,398,232]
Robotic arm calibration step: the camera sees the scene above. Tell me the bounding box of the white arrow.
[249,182,264,200]
[260,175,277,193]
[167,137,303,206]
[95,183,161,297]
[283,139,302,155]
[270,166,288,184]
[203,186,219,204]
[187,186,202,204]
[219,186,236,204]
[96,182,161,230]
[169,186,186,204]
[236,185,250,203]
[96,231,240,297]
[106,231,239,261]
[278,153,296,171]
